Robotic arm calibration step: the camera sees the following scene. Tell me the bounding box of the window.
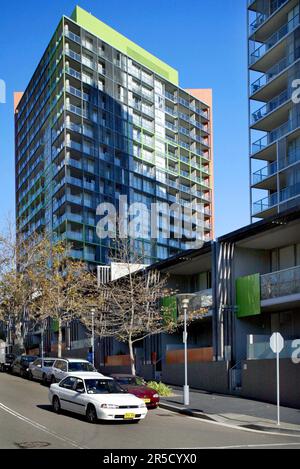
[59,376,77,389]
[55,360,67,371]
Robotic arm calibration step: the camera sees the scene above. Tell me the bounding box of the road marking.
[0,402,87,449]
[193,442,300,449]
[158,407,300,439]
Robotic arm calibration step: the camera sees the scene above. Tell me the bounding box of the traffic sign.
[270,332,284,354]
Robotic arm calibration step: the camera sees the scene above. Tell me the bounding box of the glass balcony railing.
[251,88,288,124]
[261,265,300,300]
[249,0,289,35]
[247,335,300,360]
[250,48,300,95]
[252,192,278,214]
[252,161,278,184]
[252,114,300,154]
[250,14,299,65]
[253,180,300,214]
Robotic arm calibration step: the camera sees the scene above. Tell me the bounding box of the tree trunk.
[128,339,136,376]
[58,317,62,358]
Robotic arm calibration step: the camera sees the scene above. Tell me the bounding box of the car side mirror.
[75,385,85,393]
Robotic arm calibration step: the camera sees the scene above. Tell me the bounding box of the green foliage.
[147,381,173,397]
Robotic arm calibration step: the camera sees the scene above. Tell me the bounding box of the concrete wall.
[99,364,156,380]
[241,359,300,408]
[162,361,230,394]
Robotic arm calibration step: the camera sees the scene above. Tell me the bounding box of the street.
[0,373,300,449]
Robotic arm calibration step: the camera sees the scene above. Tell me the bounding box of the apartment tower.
[248,0,300,220]
[15,6,214,267]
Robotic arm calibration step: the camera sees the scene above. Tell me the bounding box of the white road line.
[0,402,87,449]
[158,407,300,439]
[193,442,300,449]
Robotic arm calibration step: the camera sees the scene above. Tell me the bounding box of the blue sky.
[0,0,249,237]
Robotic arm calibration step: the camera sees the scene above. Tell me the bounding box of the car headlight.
[100,404,119,409]
[139,403,147,408]
[153,394,159,398]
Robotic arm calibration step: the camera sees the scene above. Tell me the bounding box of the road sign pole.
[270,332,284,427]
[276,345,280,426]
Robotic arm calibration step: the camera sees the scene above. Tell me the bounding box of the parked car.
[28,357,57,384]
[12,355,39,378]
[0,353,16,373]
[49,372,148,423]
[111,374,160,409]
[47,358,98,384]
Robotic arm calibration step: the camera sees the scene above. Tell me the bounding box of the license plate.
[124,413,136,420]
[143,399,151,403]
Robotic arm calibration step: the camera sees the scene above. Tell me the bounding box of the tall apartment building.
[248,0,300,221]
[14,6,214,267]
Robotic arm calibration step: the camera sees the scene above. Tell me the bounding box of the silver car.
[28,358,57,385]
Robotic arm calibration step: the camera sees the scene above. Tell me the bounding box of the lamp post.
[177,294,196,407]
[91,308,95,367]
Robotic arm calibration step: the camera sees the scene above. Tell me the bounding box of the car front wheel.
[86,405,97,424]
[52,396,61,414]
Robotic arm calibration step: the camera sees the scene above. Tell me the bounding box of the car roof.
[111,374,137,378]
[55,358,90,363]
[66,372,110,380]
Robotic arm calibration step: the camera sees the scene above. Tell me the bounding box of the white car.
[28,358,57,385]
[47,358,97,384]
[48,372,148,423]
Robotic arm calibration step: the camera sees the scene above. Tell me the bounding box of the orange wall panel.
[166,347,213,365]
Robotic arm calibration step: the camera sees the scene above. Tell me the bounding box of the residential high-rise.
[15,6,214,267]
[248,0,300,221]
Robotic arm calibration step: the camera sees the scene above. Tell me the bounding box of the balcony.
[261,265,300,303]
[250,48,300,98]
[252,192,278,215]
[249,14,299,67]
[251,88,289,128]
[253,180,300,216]
[249,0,290,36]
[251,114,300,155]
[252,161,278,186]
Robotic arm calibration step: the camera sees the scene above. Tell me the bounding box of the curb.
[159,402,216,422]
[159,402,300,436]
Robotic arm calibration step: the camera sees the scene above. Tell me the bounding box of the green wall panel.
[236,274,261,318]
[161,296,178,323]
[71,6,179,85]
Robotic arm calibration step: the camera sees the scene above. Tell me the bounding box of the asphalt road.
[0,372,300,450]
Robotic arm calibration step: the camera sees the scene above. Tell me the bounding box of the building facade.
[248,0,300,221]
[14,6,214,267]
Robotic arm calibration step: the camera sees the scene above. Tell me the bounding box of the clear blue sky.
[0,0,249,238]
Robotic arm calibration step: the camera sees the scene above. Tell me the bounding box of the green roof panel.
[71,6,179,85]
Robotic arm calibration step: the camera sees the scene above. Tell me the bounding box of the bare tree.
[31,240,98,358]
[81,239,177,376]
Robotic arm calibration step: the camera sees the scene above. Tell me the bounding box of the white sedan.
[48,372,148,423]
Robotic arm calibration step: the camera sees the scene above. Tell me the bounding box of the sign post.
[270,332,284,426]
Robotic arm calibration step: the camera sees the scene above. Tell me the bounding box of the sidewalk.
[160,386,300,434]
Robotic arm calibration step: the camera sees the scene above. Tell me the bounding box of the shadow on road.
[36,405,141,426]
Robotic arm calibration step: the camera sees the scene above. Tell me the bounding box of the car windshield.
[116,376,145,386]
[85,379,124,394]
[43,360,55,367]
[23,356,37,363]
[116,377,137,385]
[68,362,95,372]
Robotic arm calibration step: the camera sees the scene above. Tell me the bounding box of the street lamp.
[177,293,196,407]
[91,308,95,367]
